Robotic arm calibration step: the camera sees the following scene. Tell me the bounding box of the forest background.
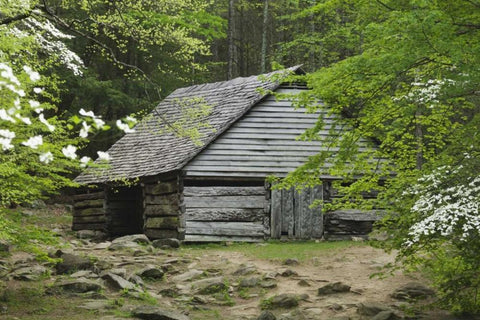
[1,0,480,315]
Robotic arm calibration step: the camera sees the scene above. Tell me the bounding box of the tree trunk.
[260,0,269,73]
[227,0,236,80]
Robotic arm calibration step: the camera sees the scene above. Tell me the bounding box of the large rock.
[152,238,181,249]
[239,277,260,288]
[357,302,393,317]
[171,269,204,282]
[391,282,435,300]
[101,273,138,291]
[317,282,351,295]
[11,265,48,281]
[53,278,103,293]
[132,305,190,320]
[233,263,256,276]
[54,251,94,274]
[111,234,150,245]
[190,276,226,295]
[264,294,299,309]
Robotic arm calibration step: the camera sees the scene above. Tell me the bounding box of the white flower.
[80,156,91,167]
[39,151,53,164]
[23,65,41,82]
[79,108,96,118]
[22,135,43,149]
[33,87,43,94]
[39,113,55,131]
[62,145,77,159]
[97,151,110,161]
[0,109,16,123]
[0,129,15,139]
[29,100,40,108]
[16,114,32,125]
[79,121,90,138]
[0,138,14,151]
[116,120,135,133]
[126,116,137,123]
[93,118,105,128]
[13,98,21,109]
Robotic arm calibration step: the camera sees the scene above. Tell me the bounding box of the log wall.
[323,209,384,240]
[72,191,106,231]
[184,185,268,242]
[143,175,185,240]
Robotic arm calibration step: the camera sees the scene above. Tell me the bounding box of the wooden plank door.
[270,185,323,239]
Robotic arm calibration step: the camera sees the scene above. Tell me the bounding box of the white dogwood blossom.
[80,156,91,167]
[116,119,135,133]
[62,145,77,159]
[39,151,53,164]
[404,166,480,247]
[39,113,55,131]
[79,121,91,138]
[97,151,110,161]
[22,135,43,149]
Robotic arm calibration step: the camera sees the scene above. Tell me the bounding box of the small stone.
[53,278,103,293]
[191,276,226,295]
[11,265,48,281]
[239,277,260,288]
[283,259,299,266]
[70,270,98,279]
[371,310,402,320]
[138,266,164,280]
[101,273,138,292]
[280,269,298,277]
[317,282,351,295]
[93,242,111,250]
[233,263,256,276]
[109,268,127,278]
[391,282,435,300]
[357,302,392,317]
[152,238,181,249]
[171,269,203,282]
[258,310,276,320]
[132,305,190,320]
[260,280,277,289]
[78,300,113,310]
[328,303,343,311]
[266,294,299,309]
[297,279,310,287]
[108,241,142,251]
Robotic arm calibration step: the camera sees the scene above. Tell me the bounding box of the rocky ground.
[0,206,465,320]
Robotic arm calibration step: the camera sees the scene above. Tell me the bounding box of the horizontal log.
[73,215,106,224]
[144,181,178,195]
[185,221,264,237]
[184,235,263,243]
[144,204,180,217]
[145,193,180,205]
[183,186,265,197]
[144,229,179,239]
[73,191,104,201]
[144,217,179,229]
[184,196,265,209]
[74,198,104,209]
[185,208,265,222]
[74,207,105,216]
[71,223,105,231]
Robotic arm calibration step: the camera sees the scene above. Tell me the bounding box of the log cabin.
[74,66,381,241]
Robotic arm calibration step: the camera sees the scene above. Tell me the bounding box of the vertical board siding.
[271,185,323,239]
[184,185,267,242]
[184,86,335,178]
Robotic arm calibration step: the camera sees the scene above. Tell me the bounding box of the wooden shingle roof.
[75,67,301,184]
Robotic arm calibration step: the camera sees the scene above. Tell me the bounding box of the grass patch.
[181,240,365,262]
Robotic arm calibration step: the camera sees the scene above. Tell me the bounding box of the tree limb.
[0,11,32,25]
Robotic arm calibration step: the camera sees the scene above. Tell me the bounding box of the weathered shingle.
[75,67,300,184]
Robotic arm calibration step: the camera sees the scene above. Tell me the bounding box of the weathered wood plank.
[205,144,335,151]
[185,166,306,173]
[281,188,294,237]
[145,193,180,205]
[144,181,178,195]
[185,208,265,222]
[311,185,324,238]
[144,204,180,217]
[271,189,282,239]
[144,217,179,229]
[187,160,307,168]
[235,122,320,129]
[213,138,324,147]
[184,235,263,242]
[228,127,312,135]
[237,117,332,124]
[183,186,265,197]
[74,198,104,209]
[185,221,264,237]
[184,196,264,209]
[74,207,105,216]
[73,191,104,201]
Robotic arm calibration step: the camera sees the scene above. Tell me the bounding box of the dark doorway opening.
[106,185,144,236]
